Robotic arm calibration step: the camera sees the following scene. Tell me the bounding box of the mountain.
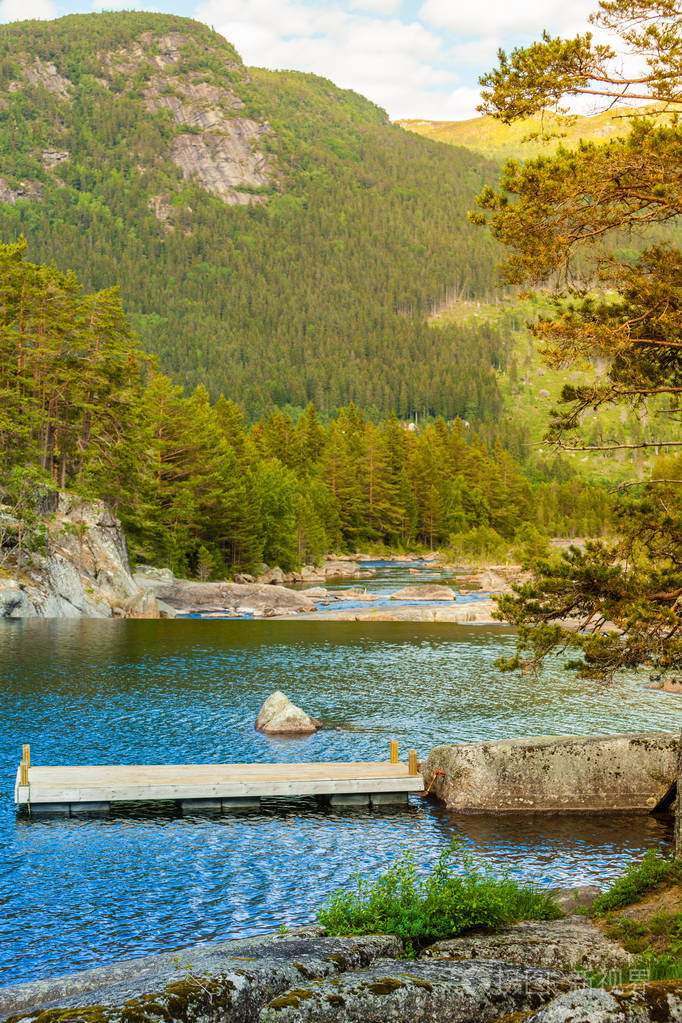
[397,107,665,162]
[0,12,506,422]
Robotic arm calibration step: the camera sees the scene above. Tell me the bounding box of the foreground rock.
[1,493,159,620]
[0,931,399,1023]
[255,691,322,735]
[390,584,456,601]
[422,733,678,813]
[421,918,632,972]
[2,922,678,1023]
[526,982,682,1022]
[259,958,578,1023]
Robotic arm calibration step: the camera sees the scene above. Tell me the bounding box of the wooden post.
[676,728,682,861]
[22,744,30,768]
[20,760,28,786]
[408,750,418,776]
[390,740,399,764]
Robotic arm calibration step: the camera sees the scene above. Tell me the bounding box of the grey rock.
[0,933,400,1023]
[255,691,322,735]
[422,732,679,813]
[153,580,315,615]
[156,599,178,619]
[390,584,456,601]
[550,885,603,913]
[0,587,36,618]
[526,981,682,1022]
[258,957,582,1023]
[421,918,632,972]
[134,565,174,583]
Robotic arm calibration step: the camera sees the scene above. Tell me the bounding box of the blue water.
[0,588,680,986]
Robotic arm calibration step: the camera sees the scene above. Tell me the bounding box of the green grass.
[591,852,681,915]
[317,844,561,953]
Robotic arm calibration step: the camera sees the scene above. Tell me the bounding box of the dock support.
[408,750,418,775]
[29,802,110,816]
[181,798,223,815]
[370,791,408,806]
[221,797,261,812]
[390,740,399,764]
[71,802,111,816]
[329,793,370,808]
[22,744,30,768]
[181,797,262,814]
[30,803,71,816]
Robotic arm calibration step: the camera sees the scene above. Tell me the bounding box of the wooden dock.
[14,743,423,815]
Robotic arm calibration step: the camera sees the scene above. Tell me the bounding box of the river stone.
[255,691,322,735]
[390,584,456,601]
[0,932,401,1023]
[258,957,582,1023]
[421,732,679,813]
[420,918,633,972]
[525,981,682,1021]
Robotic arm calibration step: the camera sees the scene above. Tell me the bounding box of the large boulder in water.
[255,691,323,735]
[390,584,456,601]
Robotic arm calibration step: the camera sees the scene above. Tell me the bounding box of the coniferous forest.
[0,241,612,576]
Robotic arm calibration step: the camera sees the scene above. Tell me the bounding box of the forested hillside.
[0,12,503,421]
[0,244,611,577]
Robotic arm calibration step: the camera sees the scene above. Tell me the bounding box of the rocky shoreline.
[1,898,677,1023]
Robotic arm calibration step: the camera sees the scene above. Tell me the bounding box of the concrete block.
[29,803,71,816]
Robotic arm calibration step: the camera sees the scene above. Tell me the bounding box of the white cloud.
[197,0,461,117]
[194,0,642,120]
[0,0,55,19]
[419,0,595,39]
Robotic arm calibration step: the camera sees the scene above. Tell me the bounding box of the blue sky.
[1,0,598,119]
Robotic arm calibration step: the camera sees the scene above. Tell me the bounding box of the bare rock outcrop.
[0,493,157,619]
[422,732,679,813]
[255,691,322,735]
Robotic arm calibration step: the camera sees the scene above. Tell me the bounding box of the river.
[0,561,680,986]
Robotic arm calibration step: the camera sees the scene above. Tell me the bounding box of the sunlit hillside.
[397,106,666,161]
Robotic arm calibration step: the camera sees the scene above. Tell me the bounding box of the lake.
[1,566,680,986]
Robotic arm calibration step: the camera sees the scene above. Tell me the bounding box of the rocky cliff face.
[0,494,159,619]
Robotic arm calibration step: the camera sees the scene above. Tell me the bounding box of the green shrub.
[317,844,561,952]
[591,851,680,915]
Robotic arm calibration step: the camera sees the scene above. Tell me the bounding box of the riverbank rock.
[255,691,323,735]
[422,733,679,813]
[390,584,456,601]
[421,918,633,972]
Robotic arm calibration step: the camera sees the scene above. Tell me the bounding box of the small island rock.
[255,691,323,736]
